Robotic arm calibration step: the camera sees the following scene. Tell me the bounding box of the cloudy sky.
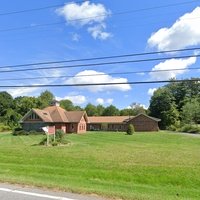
[0,0,199,108]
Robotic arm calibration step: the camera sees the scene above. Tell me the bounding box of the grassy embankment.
[0,131,200,200]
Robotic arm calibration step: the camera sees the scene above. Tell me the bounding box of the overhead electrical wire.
[0,0,198,33]
[1,46,200,69]
[0,67,199,82]
[0,1,84,16]
[0,54,199,74]
[0,79,199,88]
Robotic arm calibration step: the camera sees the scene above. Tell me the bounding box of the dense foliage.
[149,78,200,130]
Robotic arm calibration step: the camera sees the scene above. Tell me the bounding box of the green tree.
[166,79,200,111]
[103,105,120,116]
[149,88,179,129]
[85,103,97,116]
[0,91,13,117]
[60,99,75,111]
[38,90,54,108]
[14,96,40,116]
[96,105,105,116]
[3,108,22,128]
[181,98,200,124]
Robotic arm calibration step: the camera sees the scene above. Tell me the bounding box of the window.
[28,112,39,120]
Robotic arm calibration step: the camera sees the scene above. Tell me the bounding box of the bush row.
[12,128,44,136]
[168,124,200,134]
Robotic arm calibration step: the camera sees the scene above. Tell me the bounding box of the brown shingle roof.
[66,111,88,123]
[88,116,131,124]
[32,109,53,122]
[22,106,87,123]
[44,106,69,122]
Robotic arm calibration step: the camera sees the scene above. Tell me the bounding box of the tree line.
[0,78,199,130]
[0,90,146,129]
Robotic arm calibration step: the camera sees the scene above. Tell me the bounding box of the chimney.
[51,99,60,107]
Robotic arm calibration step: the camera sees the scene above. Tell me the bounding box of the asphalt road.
[0,183,107,200]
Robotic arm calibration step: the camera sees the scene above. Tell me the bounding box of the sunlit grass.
[0,131,200,200]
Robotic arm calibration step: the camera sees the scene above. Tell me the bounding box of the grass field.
[0,131,200,200]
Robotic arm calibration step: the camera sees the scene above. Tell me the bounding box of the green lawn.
[0,131,200,200]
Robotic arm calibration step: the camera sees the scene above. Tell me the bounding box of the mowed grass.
[0,132,200,200]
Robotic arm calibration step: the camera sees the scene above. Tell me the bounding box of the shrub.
[181,124,200,134]
[0,124,11,132]
[127,124,135,135]
[55,130,65,143]
[12,130,29,136]
[52,141,59,146]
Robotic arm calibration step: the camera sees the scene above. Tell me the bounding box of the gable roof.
[88,114,161,124]
[132,113,161,122]
[44,106,69,122]
[66,111,88,123]
[22,106,87,124]
[88,116,132,124]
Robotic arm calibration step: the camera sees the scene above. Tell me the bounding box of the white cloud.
[88,24,111,40]
[148,7,200,50]
[65,70,131,92]
[96,98,113,105]
[56,95,87,105]
[148,88,157,96]
[96,98,104,105]
[7,87,39,98]
[149,57,197,80]
[106,98,113,104]
[56,1,111,40]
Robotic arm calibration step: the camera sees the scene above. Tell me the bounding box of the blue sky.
[0,0,200,109]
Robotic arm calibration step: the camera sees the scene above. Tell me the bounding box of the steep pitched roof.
[32,109,53,122]
[66,111,88,123]
[22,106,87,123]
[44,106,69,122]
[88,116,131,124]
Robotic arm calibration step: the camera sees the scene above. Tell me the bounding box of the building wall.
[77,116,87,133]
[128,115,159,131]
[87,123,127,132]
[22,122,47,132]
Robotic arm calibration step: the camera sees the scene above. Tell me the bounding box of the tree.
[3,108,22,128]
[60,99,75,111]
[0,91,13,117]
[85,103,97,116]
[102,105,120,116]
[181,98,200,124]
[38,90,54,108]
[14,96,40,116]
[166,79,200,111]
[96,105,105,116]
[130,102,146,115]
[149,88,179,129]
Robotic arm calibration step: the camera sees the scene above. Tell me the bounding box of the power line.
[0,67,199,82]
[0,0,198,32]
[0,54,199,74]
[1,46,200,69]
[0,1,84,16]
[0,79,199,88]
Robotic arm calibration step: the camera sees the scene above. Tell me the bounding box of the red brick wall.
[128,115,159,131]
[77,116,87,133]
